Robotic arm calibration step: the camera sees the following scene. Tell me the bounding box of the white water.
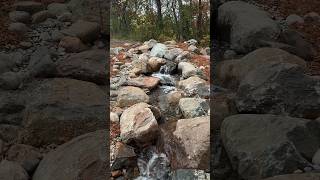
[135,152,170,180]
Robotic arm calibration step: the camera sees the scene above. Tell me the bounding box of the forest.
[111,0,210,45]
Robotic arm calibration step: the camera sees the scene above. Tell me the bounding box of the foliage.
[111,0,210,45]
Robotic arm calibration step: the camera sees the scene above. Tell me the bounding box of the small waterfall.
[135,148,171,180]
[151,65,177,94]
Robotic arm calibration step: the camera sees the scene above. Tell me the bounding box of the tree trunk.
[155,0,163,31]
[197,0,203,39]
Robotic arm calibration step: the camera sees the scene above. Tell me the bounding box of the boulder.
[47,3,69,17]
[179,98,209,118]
[313,149,320,165]
[164,48,183,61]
[147,57,166,72]
[32,130,107,180]
[61,20,100,43]
[6,144,42,174]
[216,48,307,88]
[56,49,106,85]
[9,11,30,23]
[0,53,20,74]
[286,14,304,25]
[0,160,29,180]
[172,116,210,170]
[150,43,168,58]
[20,78,107,147]
[117,86,149,108]
[236,62,320,119]
[221,114,320,179]
[178,62,199,79]
[178,76,209,97]
[32,10,51,24]
[58,36,88,53]
[131,53,149,74]
[27,46,56,78]
[13,1,43,14]
[111,142,136,170]
[120,103,159,144]
[263,173,320,180]
[218,1,280,53]
[125,76,160,90]
[0,72,25,90]
[8,23,29,34]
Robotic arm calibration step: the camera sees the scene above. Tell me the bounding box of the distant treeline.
[111,0,210,45]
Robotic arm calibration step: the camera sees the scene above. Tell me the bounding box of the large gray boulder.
[221,114,320,179]
[33,130,107,180]
[117,86,150,108]
[56,49,107,85]
[236,62,320,119]
[218,1,280,53]
[61,20,100,43]
[0,160,29,180]
[216,48,307,88]
[150,43,168,58]
[20,78,107,147]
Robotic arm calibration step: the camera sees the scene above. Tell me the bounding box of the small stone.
[286,14,304,25]
[110,112,120,123]
[9,11,30,23]
[19,41,32,49]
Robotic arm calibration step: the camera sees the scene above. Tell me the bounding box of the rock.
[32,10,51,23]
[57,12,72,22]
[185,39,197,46]
[47,3,69,17]
[6,144,42,174]
[111,142,136,170]
[9,11,30,23]
[150,43,168,58]
[179,98,209,118]
[33,130,107,180]
[223,49,237,59]
[0,125,22,143]
[178,62,199,79]
[286,14,304,25]
[0,53,20,74]
[0,72,24,90]
[236,62,320,119]
[0,160,29,180]
[58,36,87,53]
[277,29,316,61]
[211,93,237,130]
[56,49,107,85]
[110,112,120,123]
[221,114,320,179]
[110,47,125,55]
[313,149,320,165]
[304,12,320,22]
[171,169,210,180]
[175,51,191,62]
[19,41,32,49]
[178,76,208,97]
[8,23,29,34]
[120,102,159,144]
[218,1,280,53]
[131,54,149,74]
[159,60,177,74]
[263,173,320,180]
[164,48,183,61]
[40,32,51,41]
[67,0,109,34]
[117,86,149,108]
[51,30,64,42]
[172,116,210,170]
[125,76,160,90]
[147,57,166,72]
[143,39,157,49]
[61,20,100,43]
[14,1,43,14]
[20,78,107,147]
[27,46,56,77]
[216,48,307,88]
[188,45,199,53]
